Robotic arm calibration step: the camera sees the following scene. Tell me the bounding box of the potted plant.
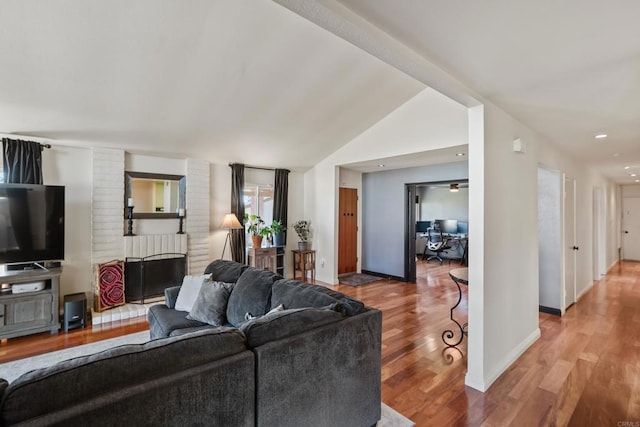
[293,220,311,251]
[244,214,269,248]
[270,220,286,247]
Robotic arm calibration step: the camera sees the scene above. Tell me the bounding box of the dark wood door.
[338,188,358,274]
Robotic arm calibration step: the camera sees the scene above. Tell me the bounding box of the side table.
[292,250,316,281]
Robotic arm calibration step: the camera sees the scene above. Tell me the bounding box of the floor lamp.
[220,213,243,260]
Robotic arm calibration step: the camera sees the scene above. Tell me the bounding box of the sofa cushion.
[226,268,282,327]
[187,281,234,326]
[271,279,366,316]
[147,304,207,338]
[204,259,248,283]
[1,328,247,426]
[240,306,345,348]
[174,274,210,312]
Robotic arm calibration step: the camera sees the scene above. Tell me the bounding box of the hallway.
[335,260,640,426]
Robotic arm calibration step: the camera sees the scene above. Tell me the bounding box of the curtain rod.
[228,163,290,173]
[1,133,53,149]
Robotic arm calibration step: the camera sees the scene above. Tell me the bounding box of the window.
[244,182,273,245]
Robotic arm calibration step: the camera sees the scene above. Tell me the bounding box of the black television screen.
[0,184,65,265]
[416,221,431,233]
[434,219,458,234]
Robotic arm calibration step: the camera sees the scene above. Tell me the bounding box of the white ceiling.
[1,1,639,182]
[334,0,640,183]
[0,0,424,171]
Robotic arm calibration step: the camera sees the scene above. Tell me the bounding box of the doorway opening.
[405,179,469,282]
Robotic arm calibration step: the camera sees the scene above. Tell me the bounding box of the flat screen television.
[0,184,65,265]
[434,219,458,234]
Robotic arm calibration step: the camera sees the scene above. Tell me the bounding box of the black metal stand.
[177,216,185,234]
[442,269,468,347]
[125,206,135,236]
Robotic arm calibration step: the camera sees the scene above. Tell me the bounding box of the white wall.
[42,146,92,299]
[305,88,469,283]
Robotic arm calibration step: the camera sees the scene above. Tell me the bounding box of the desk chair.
[423,228,452,264]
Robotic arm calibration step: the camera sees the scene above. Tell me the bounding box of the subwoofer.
[63,293,87,332]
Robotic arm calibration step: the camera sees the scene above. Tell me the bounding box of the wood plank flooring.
[1,259,639,426]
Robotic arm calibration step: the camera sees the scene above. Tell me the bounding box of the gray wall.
[537,167,562,310]
[362,161,468,278]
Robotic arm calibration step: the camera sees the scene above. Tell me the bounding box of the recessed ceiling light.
[625,166,630,169]
[613,153,620,157]
[595,134,608,139]
[631,173,637,177]
[456,153,466,157]
[636,179,640,183]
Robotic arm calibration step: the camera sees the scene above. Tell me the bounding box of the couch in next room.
[147,259,383,427]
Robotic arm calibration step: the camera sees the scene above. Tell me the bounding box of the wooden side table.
[292,250,316,281]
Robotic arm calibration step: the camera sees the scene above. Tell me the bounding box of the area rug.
[0,331,149,383]
[338,272,383,286]
[0,331,414,426]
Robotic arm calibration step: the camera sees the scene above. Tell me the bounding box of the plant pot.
[251,236,263,248]
[273,232,285,247]
[298,241,310,251]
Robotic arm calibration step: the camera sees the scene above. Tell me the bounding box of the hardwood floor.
[1,259,639,426]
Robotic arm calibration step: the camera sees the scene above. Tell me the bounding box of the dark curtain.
[230,163,245,263]
[2,138,44,184]
[273,168,290,244]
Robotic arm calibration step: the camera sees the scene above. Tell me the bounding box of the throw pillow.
[174,274,210,312]
[226,268,282,327]
[187,281,234,326]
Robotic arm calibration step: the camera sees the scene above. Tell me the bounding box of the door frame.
[404,179,469,282]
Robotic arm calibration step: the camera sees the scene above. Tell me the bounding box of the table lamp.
[220,213,243,259]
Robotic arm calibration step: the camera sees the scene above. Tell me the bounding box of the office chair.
[423,227,452,264]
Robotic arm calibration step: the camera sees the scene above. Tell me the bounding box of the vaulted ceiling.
[1,1,639,182]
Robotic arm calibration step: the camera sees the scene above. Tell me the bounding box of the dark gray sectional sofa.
[0,260,382,427]
[148,260,382,427]
[0,328,255,426]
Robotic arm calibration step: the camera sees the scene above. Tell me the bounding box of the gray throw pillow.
[186,281,234,326]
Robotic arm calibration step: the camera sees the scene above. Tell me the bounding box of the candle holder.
[125,206,135,236]
[177,214,185,234]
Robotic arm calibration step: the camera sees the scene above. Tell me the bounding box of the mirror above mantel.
[124,171,186,219]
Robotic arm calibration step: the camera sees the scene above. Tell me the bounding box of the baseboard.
[361,269,406,282]
[539,306,561,316]
[466,327,541,392]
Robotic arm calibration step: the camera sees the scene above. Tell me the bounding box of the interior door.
[564,177,577,310]
[338,188,358,274]
[622,197,640,261]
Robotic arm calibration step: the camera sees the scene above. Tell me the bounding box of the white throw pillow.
[174,274,210,312]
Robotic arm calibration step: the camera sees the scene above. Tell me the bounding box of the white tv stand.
[0,267,61,339]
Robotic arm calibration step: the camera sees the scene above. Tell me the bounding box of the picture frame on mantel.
[124,171,186,219]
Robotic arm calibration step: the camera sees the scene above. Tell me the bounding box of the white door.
[564,177,576,310]
[622,197,640,261]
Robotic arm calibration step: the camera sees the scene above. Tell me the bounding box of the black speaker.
[63,293,87,332]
